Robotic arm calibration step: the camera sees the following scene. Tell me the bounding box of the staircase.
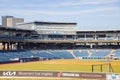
[67,50,77,59]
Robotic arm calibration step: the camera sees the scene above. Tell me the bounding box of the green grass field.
[0,59,120,80]
[0,59,120,73]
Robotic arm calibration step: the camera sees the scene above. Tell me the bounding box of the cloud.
[60,0,119,6]
[0,6,118,16]
[80,6,119,14]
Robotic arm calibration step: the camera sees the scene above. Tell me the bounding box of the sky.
[0,0,120,31]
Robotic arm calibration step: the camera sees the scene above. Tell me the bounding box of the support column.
[17,42,20,50]
[85,35,86,40]
[90,44,93,49]
[11,44,13,50]
[10,42,13,50]
[118,42,120,48]
[14,43,17,50]
[7,42,10,50]
[94,34,97,40]
[95,43,98,49]
[84,43,86,48]
[2,42,6,50]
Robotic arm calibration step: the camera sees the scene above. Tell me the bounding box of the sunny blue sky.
[0,0,120,31]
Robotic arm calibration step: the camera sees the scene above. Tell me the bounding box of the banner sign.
[0,71,106,79]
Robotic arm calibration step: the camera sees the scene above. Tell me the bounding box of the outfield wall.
[0,71,120,79]
[0,71,120,80]
[0,71,106,79]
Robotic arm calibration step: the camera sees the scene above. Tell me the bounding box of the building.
[0,16,120,50]
[2,16,24,28]
[17,21,77,35]
[1,16,120,64]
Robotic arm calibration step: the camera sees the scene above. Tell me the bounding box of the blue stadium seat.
[90,50,110,58]
[73,50,88,58]
[50,50,74,59]
[0,50,74,62]
[31,50,57,59]
[0,49,120,62]
[113,50,120,57]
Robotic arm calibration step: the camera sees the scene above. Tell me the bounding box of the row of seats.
[0,50,74,62]
[113,50,120,57]
[0,49,120,62]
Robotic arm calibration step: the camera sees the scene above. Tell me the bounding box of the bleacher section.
[0,49,120,63]
[73,50,88,59]
[0,50,32,62]
[90,50,110,58]
[0,50,73,63]
[31,50,58,59]
[72,50,112,59]
[50,50,74,59]
[113,50,120,58]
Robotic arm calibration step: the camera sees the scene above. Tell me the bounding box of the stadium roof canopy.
[17,21,77,25]
[77,30,120,33]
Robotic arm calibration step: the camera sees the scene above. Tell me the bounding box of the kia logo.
[3,71,16,76]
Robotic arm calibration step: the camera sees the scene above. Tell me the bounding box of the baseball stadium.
[0,16,120,80]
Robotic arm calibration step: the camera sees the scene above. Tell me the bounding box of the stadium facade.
[0,16,120,63]
[0,16,120,50]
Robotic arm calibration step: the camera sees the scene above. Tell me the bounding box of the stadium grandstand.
[0,16,120,63]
